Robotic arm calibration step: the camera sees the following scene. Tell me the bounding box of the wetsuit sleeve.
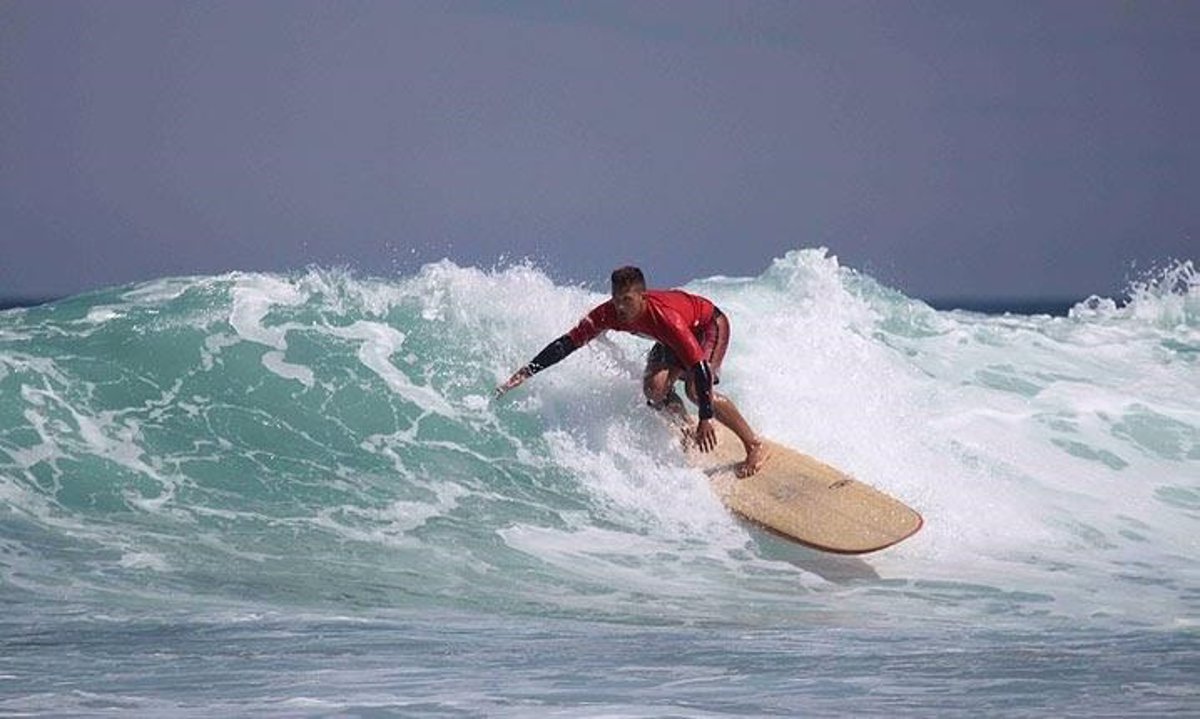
[526,303,610,376]
[692,361,715,420]
[566,303,612,347]
[527,335,578,375]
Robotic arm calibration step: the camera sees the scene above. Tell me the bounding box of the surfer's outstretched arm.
[495,335,579,396]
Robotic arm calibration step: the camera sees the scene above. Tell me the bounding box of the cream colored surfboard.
[688,423,923,554]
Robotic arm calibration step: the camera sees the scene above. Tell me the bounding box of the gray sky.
[2,1,1197,301]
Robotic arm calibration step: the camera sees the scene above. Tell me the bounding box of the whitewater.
[0,248,1196,716]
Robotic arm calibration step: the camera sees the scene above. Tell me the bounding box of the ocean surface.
[1,248,1196,717]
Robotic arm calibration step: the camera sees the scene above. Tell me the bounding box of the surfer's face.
[612,286,646,323]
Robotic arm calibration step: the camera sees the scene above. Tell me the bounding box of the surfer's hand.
[695,418,717,452]
[495,367,531,398]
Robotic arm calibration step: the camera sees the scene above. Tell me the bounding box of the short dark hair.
[610,266,646,293]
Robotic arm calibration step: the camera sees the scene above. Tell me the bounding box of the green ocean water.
[1,249,1197,716]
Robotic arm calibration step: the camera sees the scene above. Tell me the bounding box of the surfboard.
[686,423,923,554]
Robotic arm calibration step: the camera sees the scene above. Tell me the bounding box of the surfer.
[496,266,766,478]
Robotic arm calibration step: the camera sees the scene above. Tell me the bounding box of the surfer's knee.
[646,386,686,413]
[643,375,670,403]
[684,382,717,405]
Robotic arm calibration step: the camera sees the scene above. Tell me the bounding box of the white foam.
[311,481,467,546]
[83,306,124,323]
[228,273,315,387]
[15,379,179,513]
[325,320,455,417]
[119,276,194,304]
[118,550,171,571]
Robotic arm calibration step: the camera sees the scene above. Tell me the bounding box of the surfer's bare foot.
[736,440,766,478]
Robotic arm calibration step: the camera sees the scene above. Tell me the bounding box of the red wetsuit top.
[566,290,716,366]
[523,289,719,418]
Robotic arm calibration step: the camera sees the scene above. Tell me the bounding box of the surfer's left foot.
[737,440,766,478]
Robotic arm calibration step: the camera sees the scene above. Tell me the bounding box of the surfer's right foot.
[737,439,766,478]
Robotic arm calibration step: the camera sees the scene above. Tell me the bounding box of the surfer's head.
[610,266,647,322]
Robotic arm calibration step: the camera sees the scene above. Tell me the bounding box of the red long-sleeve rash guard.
[567,290,716,364]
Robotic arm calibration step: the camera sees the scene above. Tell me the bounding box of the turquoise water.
[1,249,1197,716]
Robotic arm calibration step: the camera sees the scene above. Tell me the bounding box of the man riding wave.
[496,266,766,478]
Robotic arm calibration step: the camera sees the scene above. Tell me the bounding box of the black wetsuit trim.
[528,335,578,374]
[692,360,715,420]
